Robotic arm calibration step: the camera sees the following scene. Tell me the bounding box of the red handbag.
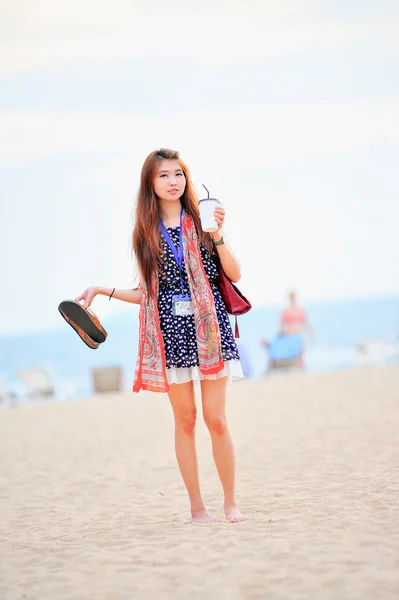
[216,258,252,338]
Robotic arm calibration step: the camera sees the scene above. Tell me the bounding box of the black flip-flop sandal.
[58,300,107,348]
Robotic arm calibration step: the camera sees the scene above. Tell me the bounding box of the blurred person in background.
[261,290,315,372]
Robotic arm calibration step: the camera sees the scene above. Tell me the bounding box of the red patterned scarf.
[133,210,224,393]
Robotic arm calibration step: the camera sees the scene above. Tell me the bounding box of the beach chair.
[356,339,390,365]
[16,368,76,402]
[91,366,123,394]
[17,367,58,400]
[264,334,303,373]
[17,367,55,398]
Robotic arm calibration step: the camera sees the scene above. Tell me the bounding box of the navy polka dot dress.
[158,227,242,383]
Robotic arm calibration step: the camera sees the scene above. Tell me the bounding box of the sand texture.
[1,364,399,599]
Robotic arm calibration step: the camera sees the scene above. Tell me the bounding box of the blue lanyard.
[160,209,185,291]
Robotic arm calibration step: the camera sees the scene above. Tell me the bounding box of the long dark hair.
[132,148,213,294]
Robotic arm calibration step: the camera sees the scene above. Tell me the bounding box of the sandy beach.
[1,364,399,599]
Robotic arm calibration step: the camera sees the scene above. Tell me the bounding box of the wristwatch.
[212,235,225,246]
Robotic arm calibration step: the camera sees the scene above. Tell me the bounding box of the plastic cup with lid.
[199,185,220,232]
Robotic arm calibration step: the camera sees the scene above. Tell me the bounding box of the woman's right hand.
[75,286,99,309]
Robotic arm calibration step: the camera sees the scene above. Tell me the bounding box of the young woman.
[76,148,247,524]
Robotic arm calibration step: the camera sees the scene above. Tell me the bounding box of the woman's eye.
[177,173,183,177]
[160,174,167,178]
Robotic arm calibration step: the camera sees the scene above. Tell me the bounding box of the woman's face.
[153,159,186,202]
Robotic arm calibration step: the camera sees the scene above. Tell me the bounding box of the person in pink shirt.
[280,291,310,333]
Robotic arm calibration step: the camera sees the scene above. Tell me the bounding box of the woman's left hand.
[213,205,225,232]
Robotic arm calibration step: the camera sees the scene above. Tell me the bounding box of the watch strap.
[212,235,225,246]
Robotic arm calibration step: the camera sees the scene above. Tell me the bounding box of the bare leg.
[298,352,306,371]
[201,378,247,523]
[168,382,218,524]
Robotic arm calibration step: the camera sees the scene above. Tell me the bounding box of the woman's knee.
[204,413,228,436]
[175,408,197,434]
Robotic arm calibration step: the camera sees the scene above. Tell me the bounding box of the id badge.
[172,294,193,316]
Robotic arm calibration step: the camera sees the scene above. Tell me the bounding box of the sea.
[1,296,398,398]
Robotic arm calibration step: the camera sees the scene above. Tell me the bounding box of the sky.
[1,0,399,335]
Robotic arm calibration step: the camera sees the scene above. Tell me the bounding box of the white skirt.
[166,359,243,385]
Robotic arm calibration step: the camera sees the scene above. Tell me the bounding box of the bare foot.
[189,509,220,525]
[225,505,248,523]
